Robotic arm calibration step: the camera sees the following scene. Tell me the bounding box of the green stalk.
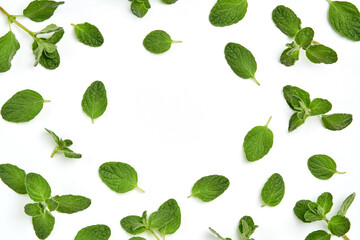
[148,229,161,240]
[343,235,350,240]
[0,6,36,39]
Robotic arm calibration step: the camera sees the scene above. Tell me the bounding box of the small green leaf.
[338,193,356,216]
[288,113,305,132]
[0,31,20,73]
[52,195,91,214]
[63,148,82,158]
[306,44,338,64]
[129,238,146,240]
[280,48,299,67]
[158,199,181,236]
[35,24,63,36]
[130,0,151,18]
[25,203,42,217]
[328,215,351,237]
[73,22,104,47]
[45,129,82,159]
[23,0,64,22]
[293,199,312,223]
[45,198,59,212]
[283,85,311,111]
[82,81,108,123]
[243,117,273,162]
[238,216,258,238]
[317,192,333,214]
[295,27,314,50]
[161,0,177,4]
[0,163,27,194]
[209,227,230,240]
[189,175,229,202]
[308,154,343,180]
[305,230,331,240]
[304,202,325,222]
[209,0,248,27]
[143,30,180,54]
[75,225,111,240]
[309,98,332,116]
[272,5,302,37]
[99,162,143,193]
[1,89,48,123]
[224,42,259,85]
[148,211,174,229]
[328,1,360,41]
[25,173,51,202]
[261,173,285,207]
[32,210,55,239]
[45,128,60,145]
[321,113,353,131]
[120,215,147,235]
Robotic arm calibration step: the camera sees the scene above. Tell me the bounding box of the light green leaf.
[189,175,229,202]
[321,113,352,131]
[308,154,344,180]
[35,24,63,36]
[23,0,64,22]
[209,0,248,27]
[317,192,333,214]
[158,199,181,236]
[309,98,332,116]
[25,173,51,202]
[238,216,258,238]
[82,81,107,123]
[45,198,59,212]
[261,173,285,207]
[143,30,181,54]
[25,203,43,217]
[0,163,27,194]
[288,112,305,132]
[272,5,301,37]
[328,215,351,237]
[53,195,91,214]
[209,227,231,240]
[0,31,20,73]
[280,47,299,67]
[306,44,338,64]
[73,22,104,47]
[32,210,55,239]
[75,225,111,240]
[148,211,174,229]
[338,193,356,216]
[283,85,311,111]
[120,215,147,235]
[305,230,331,240]
[129,238,146,240]
[295,27,314,49]
[304,202,325,222]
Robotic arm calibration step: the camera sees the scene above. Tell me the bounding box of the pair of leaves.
[129,0,151,18]
[209,0,248,27]
[99,162,144,193]
[243,117,273,162]
[0,31,20,73]
[210,216,257,240]
[143,30,181,54]
[261,173,285,207]
[73,23,104,47]
[45,128,82,158]
[82,81,108,123]
[188,175,229,202]
[308,154,345,180]
[224,42,259,85]
[273,5,337,66]
[75,225,111,240]
[1,89,49,123]
[23,0,64,22]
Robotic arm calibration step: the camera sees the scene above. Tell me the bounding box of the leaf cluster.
[128,0,177,18]
[210,216,258,240]
[45,128,82,158]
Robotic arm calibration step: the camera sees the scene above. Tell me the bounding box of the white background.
[0,0,359,239]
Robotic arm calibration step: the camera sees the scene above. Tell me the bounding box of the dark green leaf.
[25,203,43,217]
[32,210,55,239]
[161,0,177,4]
[73,22,104,47]
[209,0,248,27]
[293,200,312,223]
[283,85,311,111]
[0,31,20,73]
[338,193,356,216]
[46,30,64,44]
[321,113,352,131]
[0,163,27,194]
[280,48,299,66]
[261,173,285,207]
[25,173,51,202]
[120,215,147,235]
[308,154,343,180]
[53,195,91,214]
[62,148,82,158]
[238,216,258,238]
[23,0,64,22]
[288,112,305,132]
[317,192,333,214]
[82,81,107,123]
[131,0,151,18]
[158,199,181,236]
[189,175,230,202]
[328,215,351,237]
[306,44,338,64]
[143,30,180,54]
[309,98,332,116]
[148,211,174,229]
[75,225,111,240]
[305,230,331,240]
[272,5,301,37]
[295,27,314,49]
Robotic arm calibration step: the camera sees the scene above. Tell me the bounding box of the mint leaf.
[130,0,151,18]
[25,173,51,202]
[309,98,332,116]
[288,113,305,132]
[72,22,104,47]
[0,163,27,194]
[121,215,147,235]
[295,27,314,49]
[261,173,285,207]
[158,199,181,236]
[224,42,259,85]
[243,117,273,162]
[321,113,353,130]
[1,89,49,123]
[306,44,338,64]
[25,203,43,217]
[304,202,325,222]
[45,128,82,158]
[148,211,174,229]
[161,0,177,4]
[280,47,299,66]
[238,216,258,238]
[129,238,146,240]
[23,0,64,22]
[283,85,311,111]
[45,198,59,212]
[143,30,181,54]
[82,81,108,123]
[99,162,143,193]
[328,1,360,41]
[305,230,331,240]
[272,5,301,38]
[209,227,231,240]
[338,193,356,216]
[189,175,229,202]
[53,195,91,214]
[34,24,63,36]
[316,192,333,215]
[294,200,312,223]
[75,225,111,240]
[0,31,20,73]
[32,210,55,239]
[209,0,248,27]
[308,154,344,180]
[328,215,351,237]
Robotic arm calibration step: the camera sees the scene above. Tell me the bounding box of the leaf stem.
[261,204,267,208]
[43,100,51,103]
[136,185,145,193]
[148,229,161,240]
[172,40,182,43]
[51,148,58,158]
[187,194,193,198]
[252,77,260,86]
[336,171,346,174]
[0,6,35,39]
[265,116,272,127]
[343,235,350,240]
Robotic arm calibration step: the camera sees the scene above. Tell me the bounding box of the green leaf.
[283,85,311,111]
[317,192,333,214]
[35,24,63,36]
[32,210,55,239]
[32,40,61,70]
[243,117,273,162]
[0,31,20,73]
[308,154,343,180]
[63,148,82,158]
[73,22,104,47]
[209,0,248,27]
[209,227,231,240]
[328,215,351,237]
[309,98,332,116]
[75,225,111,240]
[328,1,360,41]
[99,162,142,193]
[295,27,314,50]
[143,30,180,54]
[45,128,60,145]
[338,193,356,216]
[288,113,305,132]
[224,42,259,85]
[148,211,174,229]
[304,202,325,222]
[272,5,301,37]
[46,30,64,44]
[82,81,108,123]
[293,199,312,223]
[306,44,338,64]
[23,0,64,22]
[53,195,91,214]
[45,129,81,159]
[1,89,48,123]
[25,173,51,202]
[158,199,181,236]
[130,0,151,18]
[280,48,299,67]
[238,216,258,238]
[120,215,147,235]
[129,238,146,240]
[261,173,285,207]
[305,230,331,240]
[189,175,229,202]
[161,0,177,4]
[25,203,43,217]
[321,113,353,131]
[0,163,27,194]
[45,198,59,212]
